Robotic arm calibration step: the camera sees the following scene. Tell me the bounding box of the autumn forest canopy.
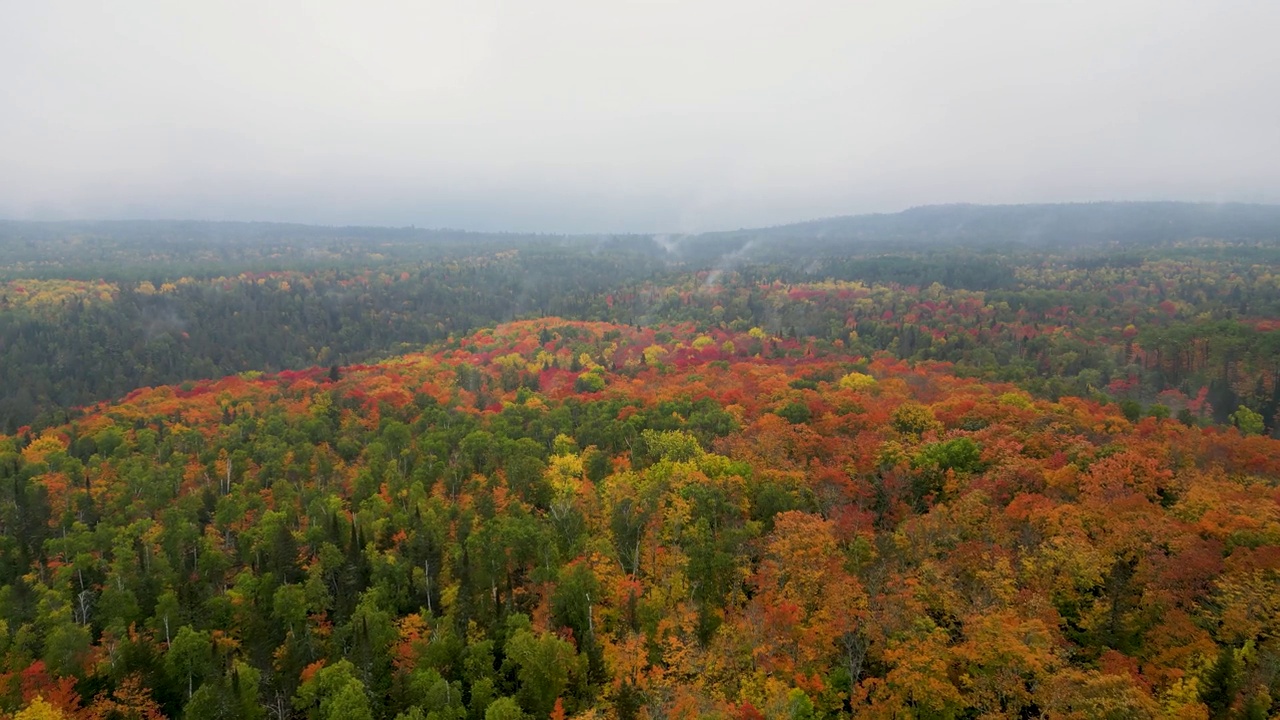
[2,202,1280,719]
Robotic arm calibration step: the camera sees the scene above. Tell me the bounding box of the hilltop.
[2,319,1278,718]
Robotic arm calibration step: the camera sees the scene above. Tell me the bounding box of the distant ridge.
[699,201,1280,248]
[4,202,1280,273]
[5,201,1280,243]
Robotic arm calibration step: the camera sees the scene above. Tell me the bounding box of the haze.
[3,0,1279,233]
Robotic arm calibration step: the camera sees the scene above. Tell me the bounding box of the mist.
[3,0,1279,233]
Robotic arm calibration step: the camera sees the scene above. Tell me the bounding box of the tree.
[166,625,214,700]
[83,675,166,720]
[1035,670,1158,719]
[910,437,982,504]
[503,617,578,718]
[1119,399,1143,423]
[891,402,940,436]
[1230,405,1265,436]
[1200,645,1241,720]
[838,371,876,391]
[575,372,606,393]
[484,697,528,720]
[294,659,374,720]
[775,401,811,425]
[640,429,703,464]
[14,697,67,720]
[183,661,265,720]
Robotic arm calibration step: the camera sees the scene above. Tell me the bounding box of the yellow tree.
[15,697,68,720]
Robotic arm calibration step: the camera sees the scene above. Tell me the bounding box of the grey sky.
[3,0,1278,233]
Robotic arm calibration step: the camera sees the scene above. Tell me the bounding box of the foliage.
[0,318,1275,717]
[3,209,1280,717]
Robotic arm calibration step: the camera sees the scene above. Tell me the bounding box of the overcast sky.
[2,1,1279,233]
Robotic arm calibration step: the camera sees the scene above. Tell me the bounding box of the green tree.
[1119,399,1143,423]
[483,697,528,720]
[502,617,578,717]
[294,659,373,720]
[183,662,265,720]
[1200,645,1241,720]
[1230,405,1265,436]
[775,401,811,424]
[640,429,703,464]
[166,626,214,700]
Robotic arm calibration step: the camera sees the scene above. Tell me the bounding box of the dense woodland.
[4,209,1280,436]
[1,204,1280,719]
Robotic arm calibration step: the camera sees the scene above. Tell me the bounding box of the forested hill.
[0,220,577,280]
[5,212,1280,433]
[6,202,1280,276]
[2,318,1279,719]
[692,201,1280,258]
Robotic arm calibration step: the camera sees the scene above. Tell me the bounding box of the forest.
[1,203,1279,719]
